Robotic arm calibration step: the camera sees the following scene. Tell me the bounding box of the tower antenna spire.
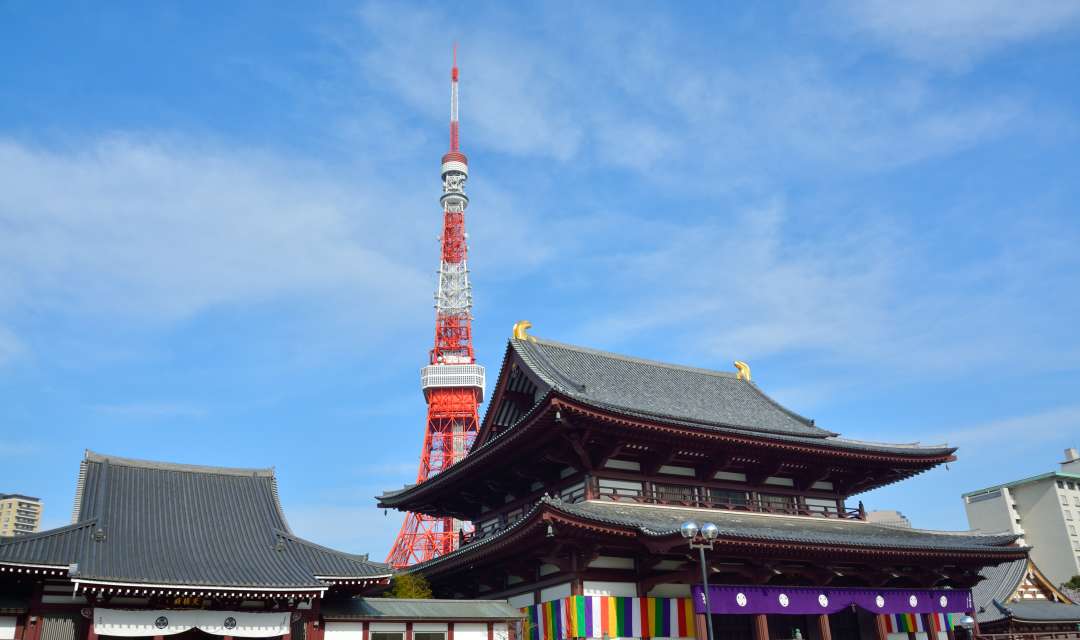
[387,47,484,569]
[449,43,460,152]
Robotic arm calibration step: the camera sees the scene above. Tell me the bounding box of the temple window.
[654,483,697,505]
[805,496,840,515]
[372,633,404,640]
[759,493,795,512]
[558,481,586,502]
[415,634,445,640]
[706,487,750,507]
[597,478,643,499]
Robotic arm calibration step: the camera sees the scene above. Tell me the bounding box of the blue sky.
[1,2,1079,558]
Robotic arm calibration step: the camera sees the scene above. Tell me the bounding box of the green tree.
[1065,575,1080,590]
[385,573,433,599]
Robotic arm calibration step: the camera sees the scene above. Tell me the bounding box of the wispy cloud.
[345,3,1027,184]
[832,0,1080,70]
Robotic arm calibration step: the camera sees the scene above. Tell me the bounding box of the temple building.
[379,331,1029,640]
[0,451,392,640]
[971,557,1080,635]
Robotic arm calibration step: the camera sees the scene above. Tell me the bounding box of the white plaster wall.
[413,623,448,633]
[370,623,407,633]
[455,623,487,640]
[647,584,691,598]
[0,617,16,640]
[583,581,637,597]
[325,622,364,640]
[507,593,535,608]
[587,556,635,569]
[540,582,572,602]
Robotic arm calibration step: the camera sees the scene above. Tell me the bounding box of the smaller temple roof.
[996,601,1080,623]
[973,558,1079,624]
[0,451,390,594]
[323,598,525,620]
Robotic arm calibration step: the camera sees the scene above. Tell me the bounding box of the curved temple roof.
[503,337,955,456]
[0,450,390,592]
[404,496,1024,576]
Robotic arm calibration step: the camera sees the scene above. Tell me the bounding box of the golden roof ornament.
[512,320,536,342]
[734,360,751,382]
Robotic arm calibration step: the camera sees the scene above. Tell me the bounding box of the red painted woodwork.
[486,622,493,640]
[406,621,413,640]
[753,614,769,640]
[818,614,833,640]
[875,615,889,640]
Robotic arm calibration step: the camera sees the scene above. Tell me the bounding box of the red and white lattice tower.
[386,49,485,569]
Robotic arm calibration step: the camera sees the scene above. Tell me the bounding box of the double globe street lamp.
[681,521,719,640]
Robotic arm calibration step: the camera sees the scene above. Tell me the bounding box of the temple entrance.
[710,613,754,640]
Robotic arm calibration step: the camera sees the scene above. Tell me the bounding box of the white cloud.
[0,135,435,354]
[834,0,1080,70]
[564,197,1080,379]
[343,3,1026,183]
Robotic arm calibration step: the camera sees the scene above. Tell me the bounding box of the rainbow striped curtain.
[522,596,696,640]
[884,613,959,634]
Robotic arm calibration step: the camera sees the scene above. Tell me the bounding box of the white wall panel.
[540,582,572,602]
[325,622,364,640]
[454,623,487,640]
[583,581,637,597]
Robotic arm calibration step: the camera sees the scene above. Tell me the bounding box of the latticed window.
[759,493,794,512]
[707,488,749,507]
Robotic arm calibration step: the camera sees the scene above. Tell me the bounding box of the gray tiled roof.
[972,558,1080,624]
[0,451,390,589]
[323,598,525,620]
[972,559,1029,623]
[405,497,1022,575]
[553,500,1022,553]
[998,601,1080,622]
[510,338,956,457]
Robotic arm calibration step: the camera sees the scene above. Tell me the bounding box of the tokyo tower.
[386,49,485,568]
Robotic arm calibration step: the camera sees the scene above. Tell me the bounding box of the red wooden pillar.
[362,621,370,640]
[85,619,98,640]
[154,635,165,640]
[753,614,769,640]
[817,614,832,640]
[14,614,25,640]
[448,622,455,640]
[486,622,494,640]
[694,614,707,640]
[406,622,414,640]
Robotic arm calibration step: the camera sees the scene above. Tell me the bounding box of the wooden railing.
[592,480,865,520]
[980,630,1080,634]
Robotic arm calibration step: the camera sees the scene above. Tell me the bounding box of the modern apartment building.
[866,509,913,528]
[0,494,42,537]
[963,447,1080,588]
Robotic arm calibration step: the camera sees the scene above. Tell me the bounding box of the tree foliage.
[1065,575,1080,590]
[385,573,433,599]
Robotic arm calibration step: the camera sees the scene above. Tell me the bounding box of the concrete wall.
[1012,479,1078,586]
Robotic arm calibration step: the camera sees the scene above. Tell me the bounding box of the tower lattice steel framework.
[386,49,484,569]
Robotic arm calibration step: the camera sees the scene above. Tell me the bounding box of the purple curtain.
[691,585,974,616]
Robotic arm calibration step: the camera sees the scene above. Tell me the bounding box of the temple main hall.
[379,328,1029,640]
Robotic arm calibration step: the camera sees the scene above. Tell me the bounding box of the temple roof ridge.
[83,449,275,477]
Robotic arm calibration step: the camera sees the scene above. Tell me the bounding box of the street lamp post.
[681,521,719,640]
